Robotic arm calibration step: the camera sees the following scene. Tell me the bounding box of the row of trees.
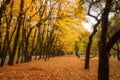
[0,0,88,66]
[2,0,120,80]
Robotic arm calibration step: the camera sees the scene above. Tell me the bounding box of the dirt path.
[0,55,120,80]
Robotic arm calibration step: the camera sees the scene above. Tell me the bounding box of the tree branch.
[87,0,103,21]
[106,28,120,51]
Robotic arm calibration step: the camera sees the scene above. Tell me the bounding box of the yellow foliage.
[2,0,88,54]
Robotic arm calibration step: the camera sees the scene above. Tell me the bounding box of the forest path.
[0,55,120,80]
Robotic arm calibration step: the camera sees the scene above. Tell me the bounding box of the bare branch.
[87,0,102,21]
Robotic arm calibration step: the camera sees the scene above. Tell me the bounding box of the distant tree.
[75,41,79,57]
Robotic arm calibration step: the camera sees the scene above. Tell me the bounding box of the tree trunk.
[98,0,112,80]
[29,29,37,61]
[16,42,22,64]
[8,0,24,65]
[0,0,12,67]
[85,21,100,69]
[24,28,33,62]
[98,46,109,80]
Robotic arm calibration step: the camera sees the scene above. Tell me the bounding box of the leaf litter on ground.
[0,55,120,80]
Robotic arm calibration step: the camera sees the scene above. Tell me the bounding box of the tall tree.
[0,0,12,66]
[84,0,102,69]
[8,0,24,65]
[84,0,120,80]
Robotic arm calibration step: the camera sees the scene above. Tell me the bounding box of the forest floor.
[0,55,120,80]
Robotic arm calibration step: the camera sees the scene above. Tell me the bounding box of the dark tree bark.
[0,0,12,67]
[98,29,120,80]
[24,28,33,62]
[116,44,120,61]
[8,0,24,65]
[84,0,102,69]
[98,0,112,80]
[85,21,100,69]
[0,0,14,66]
[84,0,120,79]
[29,28,37,61]
[16,43,22,64]
[112,41,120,61]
